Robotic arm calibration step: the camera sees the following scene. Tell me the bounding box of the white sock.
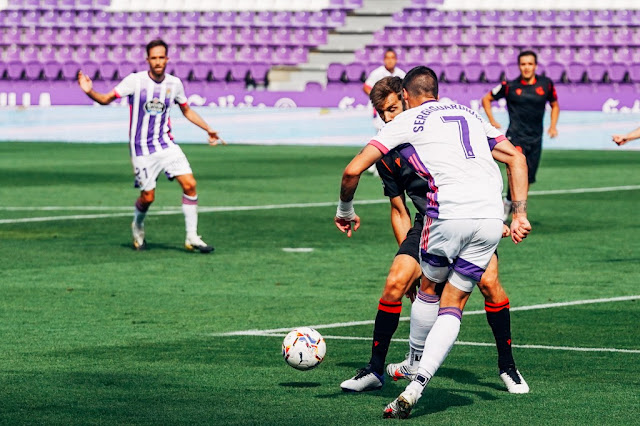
[408,290,440,367]
[182,194,198,237]
[407,307,462,396]
[133,199,147,226]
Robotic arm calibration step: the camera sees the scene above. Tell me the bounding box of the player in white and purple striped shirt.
[78,39,219,253]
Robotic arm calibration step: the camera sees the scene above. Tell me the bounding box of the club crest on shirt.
[536,86,545,96]
[144,97,166,115]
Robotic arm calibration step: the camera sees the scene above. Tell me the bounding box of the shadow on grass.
[279,382,322,388]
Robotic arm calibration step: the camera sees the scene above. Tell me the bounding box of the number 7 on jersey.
[442,116,475,159]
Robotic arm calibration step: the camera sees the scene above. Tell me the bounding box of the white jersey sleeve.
[482,119,507,150]
[174,79,187,106]
[113,73,137,98]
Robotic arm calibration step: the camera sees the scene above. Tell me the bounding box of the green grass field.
[0,143,639,425]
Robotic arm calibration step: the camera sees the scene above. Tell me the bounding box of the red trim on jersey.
[179,101,188,107]
[113,89,121,99]
[368,139,389,154]
[520,77,537,85]
[363,83,372,91]
[380,158,393,174]
[494,134,507,143]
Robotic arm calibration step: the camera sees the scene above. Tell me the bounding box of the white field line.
[1,184,639,225]
[211,295,640,337]
[255,334,640,354]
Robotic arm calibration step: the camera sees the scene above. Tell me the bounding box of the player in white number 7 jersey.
[334,67,531,419]
[78,39,219,253]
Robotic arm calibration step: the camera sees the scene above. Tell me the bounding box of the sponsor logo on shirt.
[144,98,166,115]
[515,88,522,96]
[536,86,545,96]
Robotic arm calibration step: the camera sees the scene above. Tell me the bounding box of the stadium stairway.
[268,0,413,91]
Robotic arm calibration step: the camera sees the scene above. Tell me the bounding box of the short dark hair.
[370,76,403,111]
[402,66,439,99]
[518,50,537,64]
[146,39,168,57]
[384,48,397,58]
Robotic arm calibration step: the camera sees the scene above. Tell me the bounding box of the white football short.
[420,217,503,293]
[130,145,193,191]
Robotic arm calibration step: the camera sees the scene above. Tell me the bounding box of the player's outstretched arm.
[77,71,117,105]
[481,91,501,129]
[491,140,531,244]
[334,144,383,237]
[612,126,640,146]
[547,100,559,138]
[179,103,223,146]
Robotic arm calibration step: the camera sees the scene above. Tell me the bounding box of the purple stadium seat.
[537,10,556,26]
[424,46,444,63]
[117,61,137,79]
[182,28,199,45]
[587,62,608,82]
[480,10,499,26]
[614,48,633,63]
[235,27,253,45]
[198,28,217,45]
[181,12,199,26]
[566,62,586,82]
[327,10,346,27]
[43,60,61,80]
[555,10,573,26]
[236,11,254,26]
[200,11,218,26]
[614,10,633,26]
[76,0,93,9]
[192,62,210,81]
[98,61,117,80]
[464,62,483,82]
[501,10,519,26]
[444,10,463,26]
[629,64,640,83]
[292,11,311,27]
[309,28,327,46]
[218,46,236,62]
[498,28,517,47]
[592,10,610,26]
[595,28,614,47]
[292,28,312,46]
[7,61,25,80]
[22,46,39,62]
[24,61,42,80]
[249,63,269,85]
[607,63,626,83]
[405,46,425,64]
[128,46,145,63]
[255,28,273,46]
[577,10,598,26]
[23,10,38,26]
[424,28,443,45]
[345,62,365,82]
[464,10,482,26]
[58,10,74,26]
[211,64,229,82]
[219,27,236,45]
[40,10,57,26]
[74,46,92,63]
[273,11,292,26]
[444,27,463,46]
[173,61,192,80]
[273,28,291,46]
[545,62,565,81]
[309,10,328,28]
[197,46,215,62]
[484,62,503,82]
[58,0,75,9]
[555,47,575,64]
[82,60,100,80]
[443,62,463,82]
[615,28,633,47]
[255,11,273,27]
[61,60,80,80]
[290,47,307,64]
[327,63,345,82]
[594,48,614,63]
[235,45,252,62]
[305,81,323,91]
[230,63,249,82]
[254,46,272,64]
[56,46,73,62]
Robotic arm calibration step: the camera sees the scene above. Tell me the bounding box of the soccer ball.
[282,327,326,371]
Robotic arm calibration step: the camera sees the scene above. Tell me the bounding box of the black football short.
[396,219,423,262]
[510,137,542,184]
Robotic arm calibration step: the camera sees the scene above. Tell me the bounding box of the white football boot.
[185,234,215,254]
[383,387,421,419]
[340,367,384,392]
[131,221,146,251]
[500,368,530,394]
[386,358,418,382]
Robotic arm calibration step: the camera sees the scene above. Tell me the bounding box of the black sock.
[485,299,516,372]
[369,299,402,375]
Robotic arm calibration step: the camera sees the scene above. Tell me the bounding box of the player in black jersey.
[482,50,560,219]
[340,77,529,394]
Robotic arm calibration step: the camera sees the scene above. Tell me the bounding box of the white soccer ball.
[282,327,326,371]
